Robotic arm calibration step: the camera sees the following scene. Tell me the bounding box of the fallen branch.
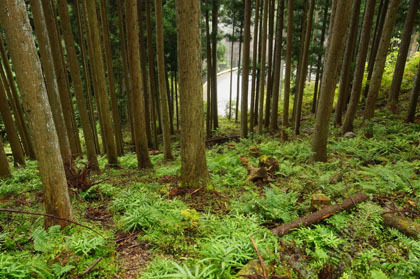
[271,193,369,237]
[0,208,103,237]
[73,257,102,278]
[206,135,240,147]
[383,213,420,239]
[250,237,268,279]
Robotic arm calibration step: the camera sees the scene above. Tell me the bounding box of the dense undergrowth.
[1,52,420,278]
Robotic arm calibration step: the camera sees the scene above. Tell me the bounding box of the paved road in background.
[204,69,252,117]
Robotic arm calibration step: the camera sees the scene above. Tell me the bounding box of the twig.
[11,235,24,252]
[250,237,268,279]
[0,208,103,237]
[73,257,102,278]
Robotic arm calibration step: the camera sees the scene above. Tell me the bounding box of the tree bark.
[146,0,160,144]
[294,0,315,135]
[205,0,212,137]
[137,0,153,149]
[264,0,275,129]
[85,0,119,166]
[0,137,11,178]
[56,0,100,170]
[31,0,72,169]
[311,0,353,162]
[0,0,73,227]
[240,0,251,138]
[0,78,25,167]
[126,0,152,169]
[99,0,124,156]
[387,0,420,108]
[405,59,420,123]
[211,0,219,130]
[0,44,35,161]
[363,0,400,126]
[257,0,268,134]
[175,0,209,186]
[42,0,80,157]
[272,193,369,237]
[334,0,362,127]
[342,0,377,133]
[235,23,243,123]
[291,0,308,125]
[363,0,389,99]
[155,0,173,161]
[74,0,100,155]
[229,18,235,121]
[117,0,134,145]
[269,0,284,132]
[250,0,260,133]
[282,0,293,141]
[0,38,34,160]
[311,0,329,114]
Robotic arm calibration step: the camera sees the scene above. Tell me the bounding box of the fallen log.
[383,213,420,239]
[271,193,369,237]
[205,135,240,147]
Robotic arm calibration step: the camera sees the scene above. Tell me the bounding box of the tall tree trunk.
[99,0,124,156]
[0,137,11,178]
[294,0,315,135]
[75,0,100,155]
[311,0,353,162]
[31,0,71,169]
[342,0,377,133]
[146,0,161,142]
[0,79,25,167]
[155,0,173,161]
[0,0,73,227]
[282,0,293,141]
[126,0,152,169]
[240,0,251,138]
[0,39,35,160]
[334,0,362,126]
[165,64,175,135]
[312,1,329,114]
[406,60,420,123]
[137,0,153,149]
[42,0,79,157]
[269,0,284,132]
[83,3,108,155]
[175,0,209,186]
[229,18,236,121]
[235,23,243,123]
[250,0,260,133]
[264,0,276,128]
[363,0,389,99]
[211,0,219,130]
[387,0,420,109]
[175,72,179,131]
[291,0,308,125]
[254,3,264,125]
[363,0,400,128]
[205,0,212,137]
[85,0,119,166]
[56,0,100,170]
[117,0,134,145]
[257,0,268,134]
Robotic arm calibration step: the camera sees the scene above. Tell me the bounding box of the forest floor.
[1,90,420,279]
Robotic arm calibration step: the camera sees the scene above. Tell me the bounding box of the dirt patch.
[169,186,230,214]
[159,175,179,186]
[115,231,153,279]
[84,205,113,228]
